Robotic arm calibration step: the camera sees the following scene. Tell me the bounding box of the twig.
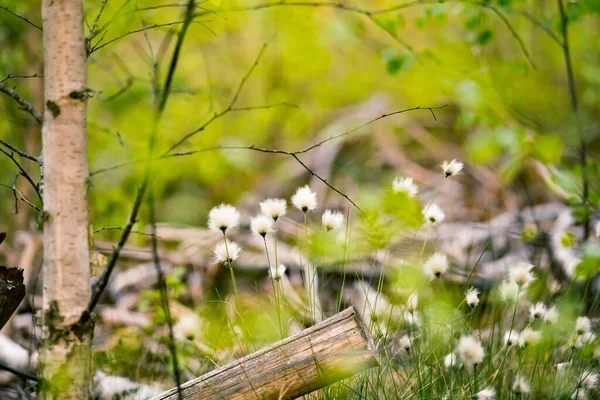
[0,147,42,203]
[0,73,43,84]
[93,225,159,237]
[149,188,183,400]
[0,139,40,163]
[0,83,43,124]
[80,177,149,324]
[0,181,42,213]
[158,0,197,114]
[164,42,270,154]
[0,5,42,31]
[89,20,187,54]
[193,0,536,68]
[88,0,109,40]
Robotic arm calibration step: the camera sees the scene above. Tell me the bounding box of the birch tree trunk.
[40,0,92,398]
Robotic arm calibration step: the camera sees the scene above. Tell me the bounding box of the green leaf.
[531,134,563,163]
[477,29,495,46]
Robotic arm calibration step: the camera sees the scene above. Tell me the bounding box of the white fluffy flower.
[406,293,419,313]
[571,388,588,400]
[213,240,241,264]
[250,214,274,238]
[465,287,480,308]
[260,198,287,221]
[504,330,520,347]
[499,280,521,303]
[519,328,541,347]
[574,332,596,349]
[443,353,459,369]
[423,253,449,279]
[582,371,599,389]
[392,177,418,198]
[512,374,530,395]
[476,388,496,400]
[403,311,422,327]
[441,159,464,177]
[269,263,286,280]
[576,316,592,335]
[208,204,240,234]
[291,185,317,213]
[529,302,547,320]
[174,313,201,341]
[399,335,413,353]
[456,335,484,367]
[508,261,536,287]
[322,210,344,231]
[422,204,445,226]
[544,305,559,324]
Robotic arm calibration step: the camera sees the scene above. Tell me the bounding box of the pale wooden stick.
[151,307,378,400]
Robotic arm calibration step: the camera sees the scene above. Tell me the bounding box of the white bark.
[40,0,91,398]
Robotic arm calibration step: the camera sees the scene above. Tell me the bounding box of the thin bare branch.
[0,147,42,203]
[93,225,159,237]
[0,139,40,163]
[80,176,149,324]
[89,20,187,54]
[0,181,42,213]
[294,105,447,155]
[0,83,43,124]
[88,0,109,40]
[0,73,43,84]
[0,5,42,31]
[164,43,270,154]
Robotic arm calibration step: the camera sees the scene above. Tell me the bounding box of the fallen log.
[151,307,378,400]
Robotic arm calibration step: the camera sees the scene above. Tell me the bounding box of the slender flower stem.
[264,237,283,338]
[223,233,241,309]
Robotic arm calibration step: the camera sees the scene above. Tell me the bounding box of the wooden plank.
[151,307,378,400]
[0,266,26,331]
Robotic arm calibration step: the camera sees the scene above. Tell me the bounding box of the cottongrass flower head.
[465,287,480,308]
[250,214,274,238]
[582,371,599,390]
[291,185,317,213]
[260,198,287,221]
[576,316,592,335]
[574,331,596,349]
[208,204,240,234]
[504,330,520,347]
[508,261,536,287]
[499,279,521,303]
[399,335,413,354]
[544,305,559,324]
[443,353,459,369]
[476,388,496,400]
[392,176,418,198]
[529,302,547,320]
[519,328,541,348]
[423,252,449,279]
[174,313,202,341]
[512,374,530,395]
[406,293,419,313]
[441,159,464,177]
[269,263,286,281]
[213,240,241,265]
[322,210,344,231]
[422,204,445,226]
[402,311,422,327]
[456,335,484,367]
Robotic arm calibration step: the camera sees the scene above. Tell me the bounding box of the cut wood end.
[152,307,378,400]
